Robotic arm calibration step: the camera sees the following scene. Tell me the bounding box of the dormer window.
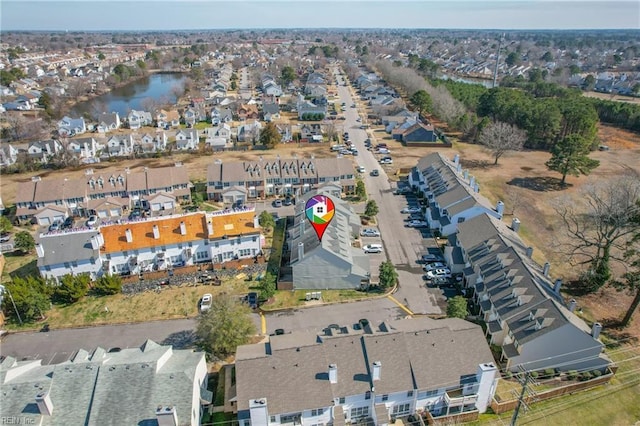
[529,311,535,321]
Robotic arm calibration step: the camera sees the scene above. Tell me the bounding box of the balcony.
[444,390,478,407]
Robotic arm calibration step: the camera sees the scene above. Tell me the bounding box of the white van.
[331,144,344,152]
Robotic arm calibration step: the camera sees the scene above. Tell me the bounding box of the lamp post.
[0,284,23,325]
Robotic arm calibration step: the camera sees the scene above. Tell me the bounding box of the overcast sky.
[1,1,639,31]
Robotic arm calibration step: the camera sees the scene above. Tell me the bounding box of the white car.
[357,166,366,173]
[360,228,381,237]
[86,215,98,227]
[200,293,213,312]
[401,207,421,214]
[405,220,429,228]
[425,269,452,279]
[363,244,383,254]
[379,157,393,165]
[423,263,450,272]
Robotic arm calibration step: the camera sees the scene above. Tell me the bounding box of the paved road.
[333,66,444,315]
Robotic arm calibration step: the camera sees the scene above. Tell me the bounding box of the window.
[350,406,369,418]
[392,403,411,416]
[458,217,466,223]
[407,390,414,397]
[71,261,78,267]
[311,408,323,416]
[365,391,371,400]
[270,416,276,423]
[381,394,389,401]
[425,389,438,397]
[339,397,345,404]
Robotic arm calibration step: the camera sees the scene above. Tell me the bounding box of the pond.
[72,72,186,118]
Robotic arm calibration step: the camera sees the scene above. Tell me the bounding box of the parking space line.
[387,295,414,317]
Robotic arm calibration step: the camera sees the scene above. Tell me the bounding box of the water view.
[72,72,186,118]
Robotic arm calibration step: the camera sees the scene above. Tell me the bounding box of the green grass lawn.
[261,288,382,311]
[1,251,38,284]
[473,345,640,425]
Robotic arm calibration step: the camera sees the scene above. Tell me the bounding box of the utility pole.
[493,33,505,89]
[510,369,531,426]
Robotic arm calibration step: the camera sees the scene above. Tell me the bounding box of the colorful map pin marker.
[305,194,335,242]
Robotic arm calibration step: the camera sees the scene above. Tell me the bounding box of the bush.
[567,370,578,380]
[592,369,602,377]
[544,368,556,378]
[579,371,593,381]
[530,371,539,379]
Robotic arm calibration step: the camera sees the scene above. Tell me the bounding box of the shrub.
[544,368,556,378]
[592,369,602,377]
[579,371,593,381]
[530,371,539,379]
[567,370,578,380]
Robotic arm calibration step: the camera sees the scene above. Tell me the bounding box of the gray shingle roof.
[0,341,205,426]
[37,230,100,268]
[235,317,493,416]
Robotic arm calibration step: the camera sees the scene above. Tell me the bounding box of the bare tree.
[478,121,527,165]
[66,78,91,98]
[554,176,640,291]
[2,113,49,142]
[505,186,525,216]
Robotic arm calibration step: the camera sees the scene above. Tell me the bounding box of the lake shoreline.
[68,70,187,118]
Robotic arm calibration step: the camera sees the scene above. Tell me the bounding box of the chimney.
[328,364,338,384]
[253,215,260,228]
[543,262,550,277]
[568,298,577,313]
[35,243,45,258]
[453,154,459,165]
[125,228,133,243]
[496,201,505,217]
[156,406,178,426]
[511,218,521,233]
[90,235,101,250]
[474,183,480,193]
[463,170,469,180]
[554,279,562,294]
[207,221,214,236]
[179,221,187,236]
[469,175,476,188]
[457,163,462,173]
[153,224,160,239]
[525,246,533,258]
[299,219,305,236]
[36,391,53,416]
[372,361,381,381]
[298,242,304,261]
[591,322,602,339]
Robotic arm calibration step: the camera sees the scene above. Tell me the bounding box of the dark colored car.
[370,169,380,177]
[247,292,258,309]
[62,216,74,229]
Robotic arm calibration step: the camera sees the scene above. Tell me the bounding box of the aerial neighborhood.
[0,25,639,426]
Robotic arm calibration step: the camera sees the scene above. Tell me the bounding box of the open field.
[4,277,258,331]
[583,91,640,104]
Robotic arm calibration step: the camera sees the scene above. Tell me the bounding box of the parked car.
[62,216,74,229]
[421,253,445,263]
[363,244,383,254]
[273,199,282,208]
[379,157,393,165]
[247,292,258,309]
[48,220,63,232]
[360,228,381,237]
[405,220,429,228]
[370,169,380,177]
[199,293,213,312]
[0,233,11,243]
[395,187,413,195]
[425,269,452,279]
[283,198,292,206]
[423,263,449,272]
[86,215,98,227]
[129,209,143,220]
[357,166,366,173]
[401,207,421,214]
